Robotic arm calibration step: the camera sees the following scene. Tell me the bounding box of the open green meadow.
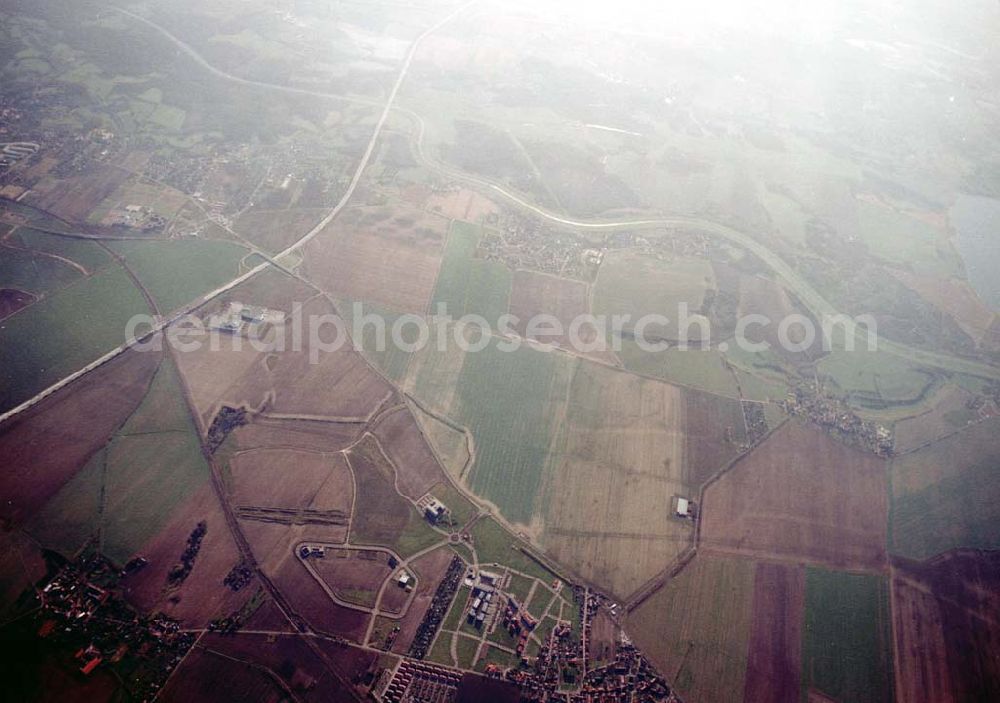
[618,341,741,398]
[109,239,248,314]
[470,517,555,583]
[339,299,417,383]
[16,229,113,273]
[819,349,939,408]
[0,264,151,412]
[801,568,893,703]
[454,339,573,524]
[430,221,511,322]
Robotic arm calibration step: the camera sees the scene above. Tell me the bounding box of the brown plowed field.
[241,521,367,640]
[187,633,372,703]
[0,349,161,527]
[682,387,746,486]
[743,562,805,703]
[372,406,446,500]
[387,546,454,654]
[231,417,362,453]
[0,288,35,320]
[158,646,286,703]
[508,270,613,361]
[124,483,252,626]
[229,448,353,514]
[891,550,1000,703]
[25,166,130,223]
[312,549,392,609]
[235,209,325,253]
[303,206,447,313]
[700,421,888,571]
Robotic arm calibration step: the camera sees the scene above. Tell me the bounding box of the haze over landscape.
[1,1,999,702]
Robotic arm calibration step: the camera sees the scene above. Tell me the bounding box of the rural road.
[0,3,476,426]
[2,0,997,428]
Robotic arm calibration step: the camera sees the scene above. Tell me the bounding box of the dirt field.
[25,165,131,223]
[303,205,447,313]
[159,646,287,703]
[507,270,615,363]
[425,187,499,221]
[235,209,326,253]
[386,546,455,654]
[627,554,755,703]
[188,633,374,703]
[0,530,47,620]
[229,448,353,514]
[682,387,747,486]
[743,562,805,703]
[892,550,1000,703]
[346,434,417,550]
[700,421,888,571]
[0,288,35,319]
[124,483,252,626]
[541,361,693,600]
[588,609,619,665]
[241,521,368,640]
[231,417,363,454]
[0,348,161,528]
[372,406,447,500]
[312,549,392,609]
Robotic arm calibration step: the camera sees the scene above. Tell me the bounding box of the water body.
[950,194,1000,310]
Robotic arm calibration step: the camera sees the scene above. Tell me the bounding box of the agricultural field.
[0,348,160,532]
[304,205,448,314]
[617,341,743,398]
[742,562,805,703]
[372,405,464,502]
[227,447,354,519]
[234,208,326,254]
[890,417,1000,559]
[540,360,693,599]
[430,220,512,322]
[891,550,1000,703]
[801,568,894,703]
[345,434,442,558]
[593,250,714,343]
[312,549,391,609]
[0,263,151,412]
[891,383,981,453]
[627,555,755,703]
[700,421,888,571]
[108,239,249,314]
[818,349,940,409]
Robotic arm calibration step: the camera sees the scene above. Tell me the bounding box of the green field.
[430,221,511,322]
[627,555,755,703]
[0,264,151,412]
[890,417,1000,559]
[856,200,961,278]
[101,357,210,564]
[618,341,741,398]
[801,568,894,703]
[16,229,113,273]
[454,340,573,523]
[506,573,534,605]
[339,300,417,383]
[455,633,480,669]
[109,239,248,314]
[427,632,455,666]
[442,586,472,632]
[819,349,939,408]
[0,245,83,295]
[469,517,555,583]
[593,250,714,331]
[474,644,518,673]
[26,448,106,556]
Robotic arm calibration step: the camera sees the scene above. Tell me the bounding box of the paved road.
[0,3,475,426]
[2,0,996,429]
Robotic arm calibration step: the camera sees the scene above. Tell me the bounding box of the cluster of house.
[464,569,502,629]
[416,494,450,525]
[207,301,284,338]
[500,595,538,659]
